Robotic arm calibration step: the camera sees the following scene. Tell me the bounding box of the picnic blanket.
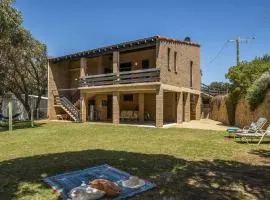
[43,164,155,200]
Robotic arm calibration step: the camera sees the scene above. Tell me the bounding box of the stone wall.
[209,95,229,125]
[210,91,270,128]
[163,92,176,122]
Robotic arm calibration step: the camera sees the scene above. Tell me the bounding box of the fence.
[0,95,48,120]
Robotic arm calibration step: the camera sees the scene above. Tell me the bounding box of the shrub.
[246,71,270,111]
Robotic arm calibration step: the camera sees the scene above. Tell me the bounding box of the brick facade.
[48,36,201,127]
[156,40,201,90]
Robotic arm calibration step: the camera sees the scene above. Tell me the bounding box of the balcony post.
[176,92,183,124]
[80,57,87,78]
[113,91,120,124]
[184,92,191,122]
[195,94,201,120]
[156,87,163,128]
[80,92,87,122]
[113,51,119,82]
[139,93,144,122]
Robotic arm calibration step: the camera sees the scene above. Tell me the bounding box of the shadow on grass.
[249,149,270,159]
[0,149,270,199]
[0,122,46,133]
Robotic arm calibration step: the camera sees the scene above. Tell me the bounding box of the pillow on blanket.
[90,179,121,197]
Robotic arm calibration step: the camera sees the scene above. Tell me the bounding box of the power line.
[228,37,256,65]
[209,41,229,63]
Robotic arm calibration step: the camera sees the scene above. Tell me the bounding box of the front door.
[107,95,112,120]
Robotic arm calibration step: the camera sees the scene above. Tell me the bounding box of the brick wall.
[48,61,70,120]
[163,92,176,122]
[120,94,138,111]
[120,48,156,70]
[157,41,201,90]
[144,93,156,121]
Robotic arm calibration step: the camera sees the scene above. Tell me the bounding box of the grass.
[0,121,270,199]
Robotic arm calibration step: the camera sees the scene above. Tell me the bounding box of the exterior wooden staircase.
[54,90,81,122]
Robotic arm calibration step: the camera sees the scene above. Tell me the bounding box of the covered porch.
[80,83,201,127]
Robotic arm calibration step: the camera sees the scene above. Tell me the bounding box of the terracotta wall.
[210,91,270,128]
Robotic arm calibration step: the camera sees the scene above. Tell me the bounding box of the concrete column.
[47,61,56,120]
[172,93,176,121]
[195,94,202,120]
[80,57,87,78]
[184,92,191,122]
[80,92,87,122]
[113,51,119,74]
[138,93,144,122]
[176,92,183,124]
[156,87,163,128]
[113,92,120,124]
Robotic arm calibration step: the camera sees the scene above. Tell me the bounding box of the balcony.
[79,68,160,87]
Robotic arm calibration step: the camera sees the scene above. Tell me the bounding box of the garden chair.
[227,117,267,135]
[120,111,126,121]
[234,124,270,145]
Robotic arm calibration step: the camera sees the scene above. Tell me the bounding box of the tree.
[226,54,270,95]
[208,81,230,92]
[0,0,47,118]
[224,55,270,124]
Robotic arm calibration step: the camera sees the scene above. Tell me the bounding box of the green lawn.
[0,122,270,199]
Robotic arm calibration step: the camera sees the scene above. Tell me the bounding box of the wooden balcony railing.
[79,68,160,87]
[80,73,117,87]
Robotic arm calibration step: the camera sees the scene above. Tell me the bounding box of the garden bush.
[246,71,270,111]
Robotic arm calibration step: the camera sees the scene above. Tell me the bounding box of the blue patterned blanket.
[43,164,155,199]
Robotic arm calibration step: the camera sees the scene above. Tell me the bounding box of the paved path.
[175,119,228,131]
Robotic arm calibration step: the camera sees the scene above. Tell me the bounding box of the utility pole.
[236,37,240,65]
[229,37,255,65]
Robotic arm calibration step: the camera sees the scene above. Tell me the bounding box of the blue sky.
[15,0,270,84]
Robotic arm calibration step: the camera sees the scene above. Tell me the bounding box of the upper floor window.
[190,61,193,88]
[120,62,131,72]
[142,60,150,69]
[174,52,177,73]
[167,48,171,71]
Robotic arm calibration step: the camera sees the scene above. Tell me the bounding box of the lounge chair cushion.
[227,127,240,132]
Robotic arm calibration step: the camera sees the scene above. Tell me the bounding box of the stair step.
[57,97,81,122]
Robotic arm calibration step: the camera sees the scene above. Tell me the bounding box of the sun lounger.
[227,117,267,135]
[235,125,270,144]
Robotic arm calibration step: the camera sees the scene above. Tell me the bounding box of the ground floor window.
[123,94,133,101]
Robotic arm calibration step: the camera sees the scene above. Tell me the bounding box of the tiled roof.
[49,35,200,62]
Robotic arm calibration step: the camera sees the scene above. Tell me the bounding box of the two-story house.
[48,36,201,127]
